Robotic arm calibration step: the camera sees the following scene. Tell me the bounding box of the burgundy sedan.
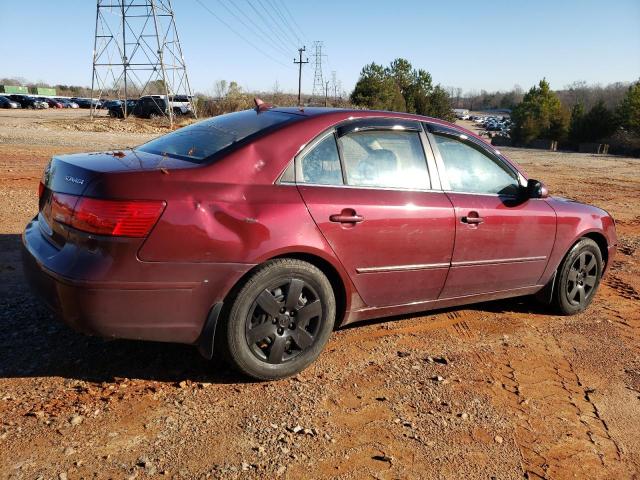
[41,98,64,109]
[22,105,617,380]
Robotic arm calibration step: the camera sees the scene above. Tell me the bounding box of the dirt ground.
[0,110,639,479]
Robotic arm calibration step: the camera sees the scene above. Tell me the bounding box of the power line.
[244,0,296,55]
[264,0,301,46]
[193,0,293,69]
[216,0,292,58]
[254,0,298,50]
[277,0,307,44]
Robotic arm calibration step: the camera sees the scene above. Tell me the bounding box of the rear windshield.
[137,109,296,163]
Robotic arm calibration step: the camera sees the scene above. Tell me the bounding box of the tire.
[552,238,603,315]
[218,259,336,380]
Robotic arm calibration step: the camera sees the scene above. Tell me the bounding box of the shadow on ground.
[0,233,552,384]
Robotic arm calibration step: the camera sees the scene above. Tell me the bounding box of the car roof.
[267,107,495,154]
[271,106,454,126]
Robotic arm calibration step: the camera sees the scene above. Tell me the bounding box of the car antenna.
[254,97,273,113]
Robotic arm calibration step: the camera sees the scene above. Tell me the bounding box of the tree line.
[347,63,639,153]
[510,78,640,150]
[350,58,454,121]
[451,81,631,112]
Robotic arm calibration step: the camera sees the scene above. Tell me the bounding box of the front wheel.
[552,238,603,315]
[219,259,336,380]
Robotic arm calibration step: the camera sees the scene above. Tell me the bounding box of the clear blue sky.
[1,0,638,95]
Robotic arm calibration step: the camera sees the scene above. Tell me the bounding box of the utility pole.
[325,81,329,107]
[331,71,337,101]
[293,46,308,106]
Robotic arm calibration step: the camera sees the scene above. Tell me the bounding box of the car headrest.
[368,149,398,170]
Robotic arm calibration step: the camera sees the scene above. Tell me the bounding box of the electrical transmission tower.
[311,41,325,102]
[90,0,195,125]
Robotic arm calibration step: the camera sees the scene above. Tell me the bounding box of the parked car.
[40,97,63,108]
[22,106,617,380]
[71,98,91,108]
[131,95,170,118]
[55,98,79,109]
[107,99,138,118]
[165,94,194,115]
[102,99,122,110]
[0,96,20,108]
[8,95,48,109]
[71,98,102,109]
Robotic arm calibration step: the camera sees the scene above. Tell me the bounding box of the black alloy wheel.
[219,258,336,380]
[565,251,598,306]
[553,237,603,315]
[245,278,322,364]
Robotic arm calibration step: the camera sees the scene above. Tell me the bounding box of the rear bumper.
[22,218,252,344]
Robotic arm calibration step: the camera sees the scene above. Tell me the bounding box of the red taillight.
[71,198,166,237]
[50,193,78,225]
[48,193,165,238]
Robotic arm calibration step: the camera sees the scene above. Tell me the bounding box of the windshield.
[136,109,297,163]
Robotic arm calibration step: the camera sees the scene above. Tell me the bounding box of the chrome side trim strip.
[356,256,547,273]
[451,256,547,267]
[350,284,544,315]
[356,262,450,274]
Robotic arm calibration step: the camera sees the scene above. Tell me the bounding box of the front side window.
[433,134,520,195]
[338,130,430,189]
[298,134,343,185]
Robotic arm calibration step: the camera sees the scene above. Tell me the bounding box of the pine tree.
[616,80,640,135]
[569,103,586,144]
[351,59,453,121]
[582,100,616,141]
[351,63,405,111]
[511,79,568,144]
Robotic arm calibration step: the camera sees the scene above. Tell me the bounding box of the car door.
[295,118,455,307]
[425,123,556,298]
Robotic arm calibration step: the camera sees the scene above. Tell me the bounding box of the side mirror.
[526,179,549,199]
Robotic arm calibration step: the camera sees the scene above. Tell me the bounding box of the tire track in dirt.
[484,324,633,479]
[605,275,640,301]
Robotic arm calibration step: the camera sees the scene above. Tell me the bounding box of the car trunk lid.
[38,150,194,246]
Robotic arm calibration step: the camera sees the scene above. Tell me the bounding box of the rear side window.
[299,134,343,185]
[137,109,296,163]
[338,131,431,189]
[433,134,519,195]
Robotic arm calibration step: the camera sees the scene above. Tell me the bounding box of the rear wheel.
[219,259,335,380]
[552,238,603,315]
